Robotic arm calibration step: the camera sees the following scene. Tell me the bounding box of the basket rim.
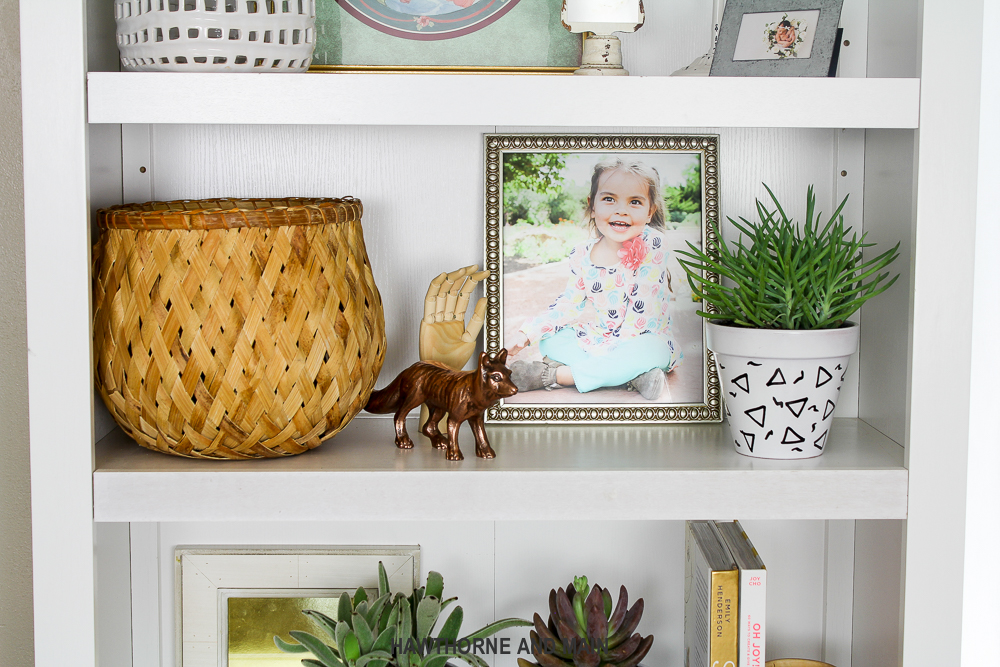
[97,197,363,231]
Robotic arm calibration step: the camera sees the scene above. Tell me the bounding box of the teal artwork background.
[313,0,581,68]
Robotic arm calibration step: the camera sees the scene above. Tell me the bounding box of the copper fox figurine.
[364,350,517,461]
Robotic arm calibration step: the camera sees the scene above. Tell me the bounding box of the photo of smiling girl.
[506,158,686,402]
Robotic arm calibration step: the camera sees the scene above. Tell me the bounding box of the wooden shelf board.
[93,417,907,522]
[87,73,920,129]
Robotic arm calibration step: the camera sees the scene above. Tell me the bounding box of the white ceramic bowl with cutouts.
[115,0,316,72]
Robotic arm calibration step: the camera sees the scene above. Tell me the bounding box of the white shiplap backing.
[137,123,862,414]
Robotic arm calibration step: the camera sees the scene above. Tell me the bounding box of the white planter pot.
[706,321,860,460]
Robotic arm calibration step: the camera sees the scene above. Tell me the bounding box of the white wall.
[0,0,33,664]
[962,0,1000,661]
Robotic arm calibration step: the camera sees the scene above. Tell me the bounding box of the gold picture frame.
[309,64,578,74]
[176,546,420,667]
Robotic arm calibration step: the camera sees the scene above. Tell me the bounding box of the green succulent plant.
[676,184,900,330]
[274,562,398,667]
[276,562,531,667]
[517,576,653,667]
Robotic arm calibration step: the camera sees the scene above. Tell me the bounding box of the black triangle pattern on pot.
[745,405,766,427]
[722,357,848,458]
[785,397,808,418]
[781,427,805,445]
[766,368,786,386]
[814,429,829,449]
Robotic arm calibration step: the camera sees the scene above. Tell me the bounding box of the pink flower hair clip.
[618,236,648,271]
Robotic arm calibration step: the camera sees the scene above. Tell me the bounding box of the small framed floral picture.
[710,0,844,77]
[483,134,722,424]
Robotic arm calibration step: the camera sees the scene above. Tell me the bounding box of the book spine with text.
[739,568,766,667]
[710,568,739,667]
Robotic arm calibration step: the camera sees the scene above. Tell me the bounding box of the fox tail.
[364,374,403,414]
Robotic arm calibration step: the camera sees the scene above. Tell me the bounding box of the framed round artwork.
[313,0,582,72]
[334,0,521,41]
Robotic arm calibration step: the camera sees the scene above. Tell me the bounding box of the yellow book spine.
[709,569,739,667]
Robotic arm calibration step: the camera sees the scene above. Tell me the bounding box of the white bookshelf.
[19,0,994,666]
[87,72,920,128]
[93,418,907,522]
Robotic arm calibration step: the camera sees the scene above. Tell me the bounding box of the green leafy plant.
[676,184,900,329]
[274,563,397,667]
[276,563,530,667]
[517,575,653,667]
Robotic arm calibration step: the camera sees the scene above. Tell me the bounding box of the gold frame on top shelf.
[308,1,583,74]
[309,65,578,74]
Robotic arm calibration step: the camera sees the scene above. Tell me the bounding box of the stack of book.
[685,520,766,667]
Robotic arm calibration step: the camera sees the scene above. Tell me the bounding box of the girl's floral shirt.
[520,226,677,357]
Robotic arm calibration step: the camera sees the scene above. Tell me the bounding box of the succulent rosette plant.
[517,576,653,667]
[276,562,530,667]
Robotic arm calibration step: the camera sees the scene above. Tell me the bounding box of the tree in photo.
[664,161,702,225]
[503,153,567,226]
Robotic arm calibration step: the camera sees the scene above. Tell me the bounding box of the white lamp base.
[574,34,629,76]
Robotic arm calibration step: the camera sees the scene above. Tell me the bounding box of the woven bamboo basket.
[93,198,385,459]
